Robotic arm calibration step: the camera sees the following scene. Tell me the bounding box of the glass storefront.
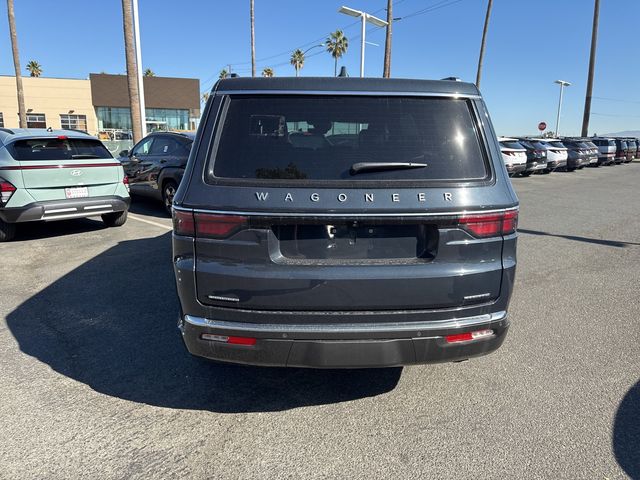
[95,107,190,132]
[96,107,132,131]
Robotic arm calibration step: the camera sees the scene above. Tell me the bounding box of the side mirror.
[119,150,129,157]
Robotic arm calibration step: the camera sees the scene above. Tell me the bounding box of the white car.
[498,137,527,176]
[533,139,568,173]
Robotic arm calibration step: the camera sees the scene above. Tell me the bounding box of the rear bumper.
[505,163,526,174]
[525,161,547,172]
[179,311,510,368]
[0,195,130,223]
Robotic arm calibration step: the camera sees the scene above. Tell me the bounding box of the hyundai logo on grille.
[70,170,82,176]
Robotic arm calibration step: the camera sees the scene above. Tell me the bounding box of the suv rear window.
[8,138,112,161]
[500,141,523,149]
[209,95,488,182]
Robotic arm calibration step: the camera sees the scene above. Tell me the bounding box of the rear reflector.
[201,334,257,346]
[123,175,130,192]
[458,209,518,238]
[445,329,494,344]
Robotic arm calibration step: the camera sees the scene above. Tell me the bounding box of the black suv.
[172,77,519,368]
[121,131,195,214]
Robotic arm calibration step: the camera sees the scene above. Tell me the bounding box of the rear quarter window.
[207,95,490,184]
[8,138,112,161]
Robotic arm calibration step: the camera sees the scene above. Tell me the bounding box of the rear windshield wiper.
[71,154,101,159]
[350,162,428,175]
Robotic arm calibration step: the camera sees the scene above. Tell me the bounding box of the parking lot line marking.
[128,214,173,231]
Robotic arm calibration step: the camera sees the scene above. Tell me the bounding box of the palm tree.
[261,67,274,77]
[6,0,26,127]
[219,69,229,79]
[326,30,349,77]
[250,0,256,77]
[26,60,42,77]
[290,49,305,77]
[143,68,155,77]
[121,0,143,144]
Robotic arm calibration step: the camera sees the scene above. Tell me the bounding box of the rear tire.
[102,210,128,227]
[0,219,16,242]
[162,180,178,217]
[520,171,532,177]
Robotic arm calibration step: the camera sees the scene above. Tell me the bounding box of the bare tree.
[7,0,26,128]
[383,0,392,78]
[581,0,600,137]
[475,0,493,88]
[121,0,143,143]
[250,0,256,77]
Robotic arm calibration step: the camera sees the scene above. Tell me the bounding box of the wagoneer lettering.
[172,77,518,368]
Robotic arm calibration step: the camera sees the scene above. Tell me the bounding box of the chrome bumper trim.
[183,311,507,334]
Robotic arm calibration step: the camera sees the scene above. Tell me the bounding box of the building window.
[0,113,4,128]
[146,108,190,131]
[96,107,132,131]
[60,114,87,132]
[26,113,46,129]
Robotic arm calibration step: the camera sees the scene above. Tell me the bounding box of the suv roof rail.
[228,73,239,78]
[441,76,461,82]
[0,128,15,135]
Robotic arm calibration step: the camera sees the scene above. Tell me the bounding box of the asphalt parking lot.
[1,163,638,479]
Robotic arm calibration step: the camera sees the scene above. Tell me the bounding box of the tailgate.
[191,213,507,311]
[8,137,122,201]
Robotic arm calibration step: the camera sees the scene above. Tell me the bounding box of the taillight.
[0,179,16,206]
[201,334,257,346]
[172,210,248,239]
[172,210,195,236]
[195,213,247,238]
[458,209,518,238]
[123,175,130,192]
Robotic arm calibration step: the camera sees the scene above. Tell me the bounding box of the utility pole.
[475,0,493,88]
[581,0,600,137]
[250,0,256,77]
[383,0,392,78]
[132,0,147,137]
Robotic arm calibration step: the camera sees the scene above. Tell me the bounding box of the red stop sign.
[538,122,547,131]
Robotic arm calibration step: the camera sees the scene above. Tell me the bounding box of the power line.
[593,96,640,105]
[201,0,465,93]
[592,112,640,118]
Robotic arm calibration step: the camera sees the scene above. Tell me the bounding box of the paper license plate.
[65,187,89,199]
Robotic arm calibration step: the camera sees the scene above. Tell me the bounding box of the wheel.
[101,210,128,227]
[542,169,552,174]
[520,171,532,177]
[162,180,178,216]
[0,218,16,242]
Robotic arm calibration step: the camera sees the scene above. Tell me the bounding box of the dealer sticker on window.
[65,187,89,199]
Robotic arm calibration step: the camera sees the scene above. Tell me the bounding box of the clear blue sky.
[0,0,638,136]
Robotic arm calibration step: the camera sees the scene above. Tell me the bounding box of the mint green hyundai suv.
[0,128,130,241]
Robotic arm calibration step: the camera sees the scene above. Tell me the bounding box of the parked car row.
[499,136,638,176]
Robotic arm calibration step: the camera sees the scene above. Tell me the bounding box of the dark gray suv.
[172,77,518,368]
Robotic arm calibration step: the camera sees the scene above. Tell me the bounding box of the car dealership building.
[0,73,200,135]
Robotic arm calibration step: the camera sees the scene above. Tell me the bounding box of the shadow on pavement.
[128,194,171,220]
[518,228,640,248]
[11,218,107,242]
[613,380,640,479]
[6,232,401,412]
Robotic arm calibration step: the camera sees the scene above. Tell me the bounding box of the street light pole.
[338,6,388,77]
[132,0,146,137]
[554,80,571,137]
